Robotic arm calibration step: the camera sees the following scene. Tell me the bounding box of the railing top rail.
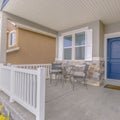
[0,65,11,70]
[12,64,51,66]
[1,65,38,75]
[13,67,38,75]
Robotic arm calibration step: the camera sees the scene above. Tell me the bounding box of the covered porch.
[0,80,120,120]
[0,0,120,120]
[1,0,120,86]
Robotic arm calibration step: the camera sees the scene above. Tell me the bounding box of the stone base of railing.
[87,79,104,86]
[0,91,35,120]
[55,60,105,87]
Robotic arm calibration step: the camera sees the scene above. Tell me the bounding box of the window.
[63,32,86,60]
[75,32,85,60]
[63,35,72,60]
[9,31,16,47]
[58,28,92,61]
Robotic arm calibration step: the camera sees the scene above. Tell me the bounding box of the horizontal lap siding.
[7,28,56,64]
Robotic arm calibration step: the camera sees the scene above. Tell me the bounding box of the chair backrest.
[51,63,62,70]
[83,64,89,75]
[71,65,83,75]
[70,64,89,77]
[62,65,73,75]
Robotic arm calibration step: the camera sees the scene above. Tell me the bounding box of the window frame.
[8,30,16,47]
[62,27,88,61]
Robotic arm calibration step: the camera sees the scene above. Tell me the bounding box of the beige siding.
[7,28,56,64]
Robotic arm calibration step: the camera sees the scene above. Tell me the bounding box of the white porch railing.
[12,64,51,78]
[0,64,46,120]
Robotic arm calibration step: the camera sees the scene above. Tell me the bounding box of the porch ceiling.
[3,0,120,31]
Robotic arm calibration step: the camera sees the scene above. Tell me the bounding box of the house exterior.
[0,1,120,87]
[0,1,120,120]
[55,20,120,86]
[6,21,56,64]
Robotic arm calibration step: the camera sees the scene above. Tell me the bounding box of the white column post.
[0,64,3,90]
[55,37,58,61]
[36,68,46,120]
[10,66,15,102]
[0,12,7,63]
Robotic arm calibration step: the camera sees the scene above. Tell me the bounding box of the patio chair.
[49,63,62,85]
[71,64,89,90]
[62,65,73,87]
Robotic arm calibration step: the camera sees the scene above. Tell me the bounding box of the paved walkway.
[46,80,120,120]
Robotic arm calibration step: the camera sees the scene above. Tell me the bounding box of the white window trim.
[57,27,92,61]
[61,27,88,36]
[7,47,20,53]
[63,30,87,61]
[8,30,16,47]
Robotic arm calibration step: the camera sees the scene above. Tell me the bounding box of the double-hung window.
[58,28,92,61]
[9,30,16,47]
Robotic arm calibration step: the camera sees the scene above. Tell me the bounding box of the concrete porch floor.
[46,80,120,120]
[0,80,120,120]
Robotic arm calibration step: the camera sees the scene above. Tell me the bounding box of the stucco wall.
[7,28,56,64]
[0,12,58,63]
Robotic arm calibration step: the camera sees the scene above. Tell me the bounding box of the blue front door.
[107,37,120,80]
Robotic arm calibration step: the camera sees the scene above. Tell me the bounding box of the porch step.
[0,91,35,120]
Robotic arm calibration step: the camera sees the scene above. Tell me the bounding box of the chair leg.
[84,77,88,89]
[62,75,65,88]
[72,80,76,91]
[70,76,73,85]
[71,77,75,91]
[62,75,67,88]
[64,76,67,83]
[50,74,52,84]
[55,74,59,86]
